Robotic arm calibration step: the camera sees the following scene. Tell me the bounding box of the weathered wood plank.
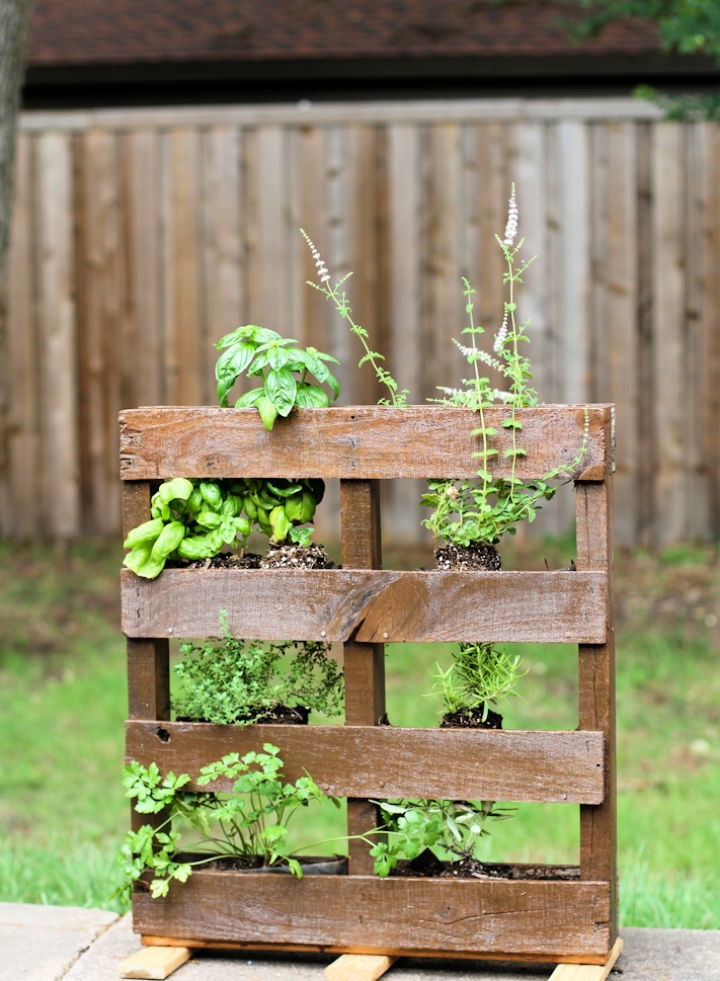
[340,479,385,875]
[120,944,190,980]
[119,405,609,481]
[576,480,617,945]
[133,875,611,958]
[36,131,80,537]
[2,134,39,537]
[125,722,605,804]
[550,937,623,980]
[121,569,608,644]
[325,953,397,981]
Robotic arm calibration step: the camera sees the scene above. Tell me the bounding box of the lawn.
[0,536,717,927]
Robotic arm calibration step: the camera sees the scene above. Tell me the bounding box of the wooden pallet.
[120,404,617,965]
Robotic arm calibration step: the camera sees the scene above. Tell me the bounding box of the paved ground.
[2,903,719,981]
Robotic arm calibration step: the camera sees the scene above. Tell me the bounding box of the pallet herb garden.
[118,191,617,965]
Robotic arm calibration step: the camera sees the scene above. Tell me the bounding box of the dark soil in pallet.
[397,851,580,881]
[440,706,503,729]
[173,854,347,875]
[183,552,262,569]
[435,543,502,571]
[176,704,310,726]
[259,543,330,569]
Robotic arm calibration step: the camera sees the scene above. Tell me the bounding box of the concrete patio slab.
[2,903,718,981]
[0,901,119,981]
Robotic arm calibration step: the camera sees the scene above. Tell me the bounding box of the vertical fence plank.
[652,123,687,544]
[684,123,713,540]
[590,122,638,545]
[121,129,165,408]
[76,129,123,534]
[200,126,243,404]
[1,134,39,536]
[700,124,720,540]
[36,131,80,537]
[387,123,425,542]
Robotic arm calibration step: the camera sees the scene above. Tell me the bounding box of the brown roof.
[27,0,662,68]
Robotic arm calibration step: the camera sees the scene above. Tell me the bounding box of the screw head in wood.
[382,631,389,639]
[321,630,327,637]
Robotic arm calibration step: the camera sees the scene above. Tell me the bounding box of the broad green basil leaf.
[158,477,194,504]
[256,395,278,431]
[265,368,297,417]
[123,517,164,549]
[295,383,330,408]
[235,387,264,407]
[268,505,291,542]
[150,521,186,562]
[266,345,291,370]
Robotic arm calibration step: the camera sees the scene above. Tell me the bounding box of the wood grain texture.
[132,874,611,958]
[325,953,397,981]
[575,480,617,945]
[340,479,385,875]
[120,944,190,980]
[121,569,608,644]
[119,405,610,481]
[550,937,623,980]
[125,722,605,804]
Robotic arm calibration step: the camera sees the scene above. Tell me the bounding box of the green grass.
[0,538,718,927]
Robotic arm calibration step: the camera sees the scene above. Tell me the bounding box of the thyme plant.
[173,634,344,725]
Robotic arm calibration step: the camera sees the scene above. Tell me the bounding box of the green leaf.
[235,387,264,408]
[256,395,278,431]
[123,517,164,549]
[215,341,256,406]
[265,368,297,417]
[158,478,194,504]
[295,384,330,408]
[269,505,292,542]
[502,418,523,430]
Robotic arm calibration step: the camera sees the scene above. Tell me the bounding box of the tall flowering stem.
[301,229,408,407]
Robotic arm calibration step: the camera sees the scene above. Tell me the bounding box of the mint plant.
[115,745,341,900]
[301,229,409,407]
[173,634,343,725]
[422,186,589,550]
[215,323,340,430]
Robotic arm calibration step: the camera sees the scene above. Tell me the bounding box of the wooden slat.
[652,123,687,544]
[120,944,190,980]
[2,134,39,536]
[576,479,618,945]
[36,131,80,537]
[132,875,611,959]
[125,722,605,804]
[550,937,623,980]
[325,953,396,981]
[121,568,608,644]
[340,479,385,876]
[119,405,609,480]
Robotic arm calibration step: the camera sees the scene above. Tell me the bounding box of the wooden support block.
[325,953,398,981]
[120,943,191,978]
[549,938,623,981]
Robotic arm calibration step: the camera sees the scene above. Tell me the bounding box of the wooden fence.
[1,98,718,545]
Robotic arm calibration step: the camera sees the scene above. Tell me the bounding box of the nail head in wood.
[120,944,191,979]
